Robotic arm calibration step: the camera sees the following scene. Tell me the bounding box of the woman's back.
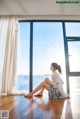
[51,71,66,97]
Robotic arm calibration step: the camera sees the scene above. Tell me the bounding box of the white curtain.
[0,17,18,94]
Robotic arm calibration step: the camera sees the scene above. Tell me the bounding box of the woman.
[25,63,68,98]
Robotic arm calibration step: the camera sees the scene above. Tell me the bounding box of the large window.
[65,23,80,37]
[33,22,66,91]
[68,41,80,72]
[13,22,30,93]
[14,21,80,94]
[14,21,67,93]
[64,22,80,94]
[69,77,80,93]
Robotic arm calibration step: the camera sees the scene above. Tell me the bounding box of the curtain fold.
[0,17,18,94]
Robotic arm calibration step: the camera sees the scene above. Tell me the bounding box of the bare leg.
[44,78,52,85]
[34,78,52,96]
[25,81,50,98]
[34,87,44,96]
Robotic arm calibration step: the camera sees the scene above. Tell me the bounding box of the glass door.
[13,22,30,94]
[68,40,80,93]
[33,22,66,93]
[63,22,80,94]
[68,41,80,72]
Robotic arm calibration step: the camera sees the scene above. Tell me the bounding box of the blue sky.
[33,22,65,75]
[65,23,80,36]
[17,22,30,75]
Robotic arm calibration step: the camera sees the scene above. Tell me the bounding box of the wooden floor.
[0,93,80,119]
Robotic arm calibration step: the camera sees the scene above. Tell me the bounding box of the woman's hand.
[56,82,59,88]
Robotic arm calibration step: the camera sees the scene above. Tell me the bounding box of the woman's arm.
[52,82,59,88]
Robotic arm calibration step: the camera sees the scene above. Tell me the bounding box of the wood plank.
[0,93,80,119]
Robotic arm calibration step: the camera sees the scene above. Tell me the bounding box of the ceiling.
[0,0,80,15]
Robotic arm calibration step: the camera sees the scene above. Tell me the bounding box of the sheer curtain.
[0,17,18,95]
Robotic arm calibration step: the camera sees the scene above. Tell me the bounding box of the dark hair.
[51,63,62,74]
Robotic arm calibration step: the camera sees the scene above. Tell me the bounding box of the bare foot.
[34,93,43,97]
[25,93,33,98]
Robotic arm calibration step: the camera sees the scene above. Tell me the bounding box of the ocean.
[13,75,80,93]
[14,74,51,93]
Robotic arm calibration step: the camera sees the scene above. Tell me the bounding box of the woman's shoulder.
[53,70,58,75]
[52,71,60,77]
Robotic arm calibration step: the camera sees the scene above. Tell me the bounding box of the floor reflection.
[23,97,65,119]
[1,94,80,119]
